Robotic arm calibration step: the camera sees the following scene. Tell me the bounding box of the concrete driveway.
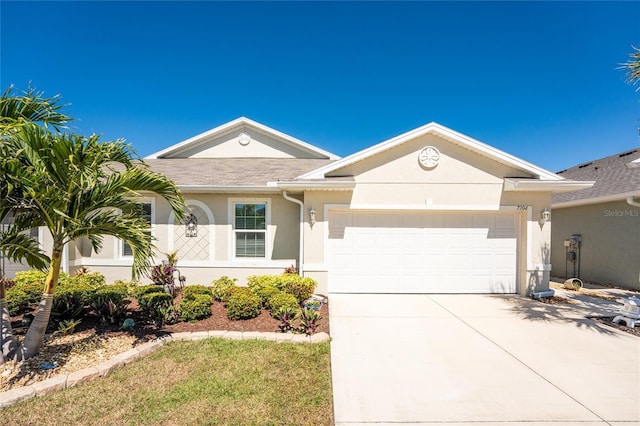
[329,294,640,425]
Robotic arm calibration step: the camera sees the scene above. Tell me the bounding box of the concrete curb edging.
[0,330,330,408]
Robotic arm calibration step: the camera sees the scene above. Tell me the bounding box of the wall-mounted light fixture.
[185,213,198,237]
[539,208,551,227]
[309,207,317,228]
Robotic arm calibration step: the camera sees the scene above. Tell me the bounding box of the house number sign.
[419,146,440,168]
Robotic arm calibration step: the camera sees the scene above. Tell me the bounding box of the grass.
[0,339,333,425]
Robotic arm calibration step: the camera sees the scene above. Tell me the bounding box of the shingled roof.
[144,158,335,186]
[552,147,640,206]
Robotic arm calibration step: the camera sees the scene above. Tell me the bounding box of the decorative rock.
[66,367,99,388]
[0,385,35,407]
[32,374,68,396]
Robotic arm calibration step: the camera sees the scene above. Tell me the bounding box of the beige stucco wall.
[170,128,324,159]
[551,200,640,290]
[69,193,300,286]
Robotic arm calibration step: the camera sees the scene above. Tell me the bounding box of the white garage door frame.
[325,204,529,294]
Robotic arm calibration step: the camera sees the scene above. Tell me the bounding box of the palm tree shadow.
[490,295,621,337]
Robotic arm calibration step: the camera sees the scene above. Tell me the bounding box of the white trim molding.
[504,178,594,193]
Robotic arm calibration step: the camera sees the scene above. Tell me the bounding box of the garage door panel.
[328,211,518,294]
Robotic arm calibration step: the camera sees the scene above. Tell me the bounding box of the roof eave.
[503,178,595,192]
[275,181,356,191]
[178,185,282,194]
[552,190,640,209]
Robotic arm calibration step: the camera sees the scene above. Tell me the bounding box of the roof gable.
[145,117,339,160]
[298,122,561,181]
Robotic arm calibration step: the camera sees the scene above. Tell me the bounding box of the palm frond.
[0,84,72,133]
[0,229,49,271]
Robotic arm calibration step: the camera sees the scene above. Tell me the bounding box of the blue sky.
[1,1,639,172]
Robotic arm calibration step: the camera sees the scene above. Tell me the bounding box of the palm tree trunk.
[0,276,19,363]
[19,247,62,360]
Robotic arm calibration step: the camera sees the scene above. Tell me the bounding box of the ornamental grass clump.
[226,287,262,320]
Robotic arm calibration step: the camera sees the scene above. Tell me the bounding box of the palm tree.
[622,46,640,89]
[0,85,72,276]
[1,125,185,360]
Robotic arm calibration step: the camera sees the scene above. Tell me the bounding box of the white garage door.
[328,210,519,293]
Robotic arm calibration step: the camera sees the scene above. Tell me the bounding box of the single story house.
[16,118,594,296]
[551,148,640,290]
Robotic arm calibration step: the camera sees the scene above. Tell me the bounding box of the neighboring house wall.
[551,200,640,290]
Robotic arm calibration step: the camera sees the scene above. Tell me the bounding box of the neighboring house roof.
[298,122,563,181]
[145,158,335,188]
[552,148,640,208]
[145,117,340,160]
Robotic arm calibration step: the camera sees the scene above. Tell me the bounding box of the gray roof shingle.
[144,158,335,186]
[552,148,640,205]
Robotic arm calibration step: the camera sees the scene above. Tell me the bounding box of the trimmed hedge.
[182,285,213,300]
[134,285,166,299]
[268,293,299,318]
[179,293,212,322]
[139,292,172,312]
[249,274,317,304]
[211,276,237,302]
[226,287,261,320]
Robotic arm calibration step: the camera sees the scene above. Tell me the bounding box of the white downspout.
[282,191,304,276]
[626,196,640,208]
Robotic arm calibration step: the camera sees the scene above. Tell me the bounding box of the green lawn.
[0,339,333,425]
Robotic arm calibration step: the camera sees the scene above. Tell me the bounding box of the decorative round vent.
[419,146,440,168]
[238,132,251,146]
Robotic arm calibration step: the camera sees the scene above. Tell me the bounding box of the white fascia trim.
[145,117,340,160]
[275,181,356,191]
[179,185,281,194]
[298,122,561,181]
[303,264,328,272]
[504,178,595,192]
[552,190,640,209]
[329,203,523,211]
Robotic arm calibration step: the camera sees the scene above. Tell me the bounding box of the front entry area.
[327,210,519,293]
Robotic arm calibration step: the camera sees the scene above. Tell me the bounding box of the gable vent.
[578,162,593,169]
[619,150,637,158]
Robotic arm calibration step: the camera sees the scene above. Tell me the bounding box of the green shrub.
[134,285,166,299]
[139,291,172,312]
[182,285,213,300]
[179,294,212,322]
[111,280,140,297]
[276,274,317,304]
[52,280,97,320]
[211,276,237,302]
[226,287,262,320]
[249,274,317,304]
[63,272,105,289]
[6,288,30,316]
[268,293,299,317]
[9,270,48,314]
[273,305,299,333]
[247,276,281,308]
[91,287,129,324]
[299,307,322,335]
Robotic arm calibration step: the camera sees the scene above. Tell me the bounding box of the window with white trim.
[122,202,153,257]
[233,202,267,258]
